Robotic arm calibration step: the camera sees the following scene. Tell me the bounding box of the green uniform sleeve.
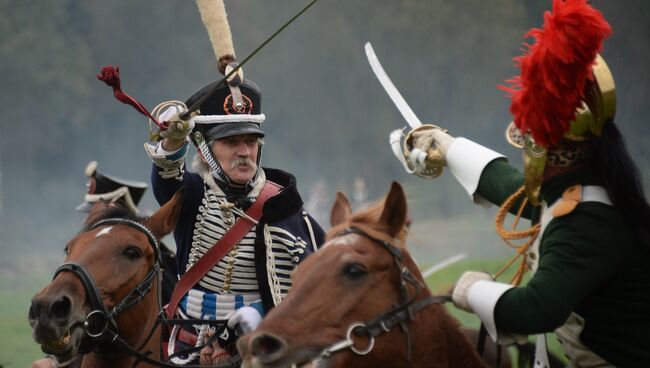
[476,159,535,219]
[493,203,630,334]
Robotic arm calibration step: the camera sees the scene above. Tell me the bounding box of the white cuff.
[144,142,187,180]
[467,280,527,345]
[446,138,505,198]
[154,139,188,155]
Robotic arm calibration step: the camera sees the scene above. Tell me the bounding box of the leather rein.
[301,226,451,367]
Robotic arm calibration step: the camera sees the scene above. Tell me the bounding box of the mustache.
[230,157,257,170]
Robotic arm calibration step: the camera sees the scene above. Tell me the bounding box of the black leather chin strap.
[54,262,105,313]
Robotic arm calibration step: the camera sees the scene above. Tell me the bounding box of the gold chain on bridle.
[493,186,541,286]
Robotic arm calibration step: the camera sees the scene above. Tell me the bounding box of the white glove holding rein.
[451,271,494,313]
[226,306,263,335]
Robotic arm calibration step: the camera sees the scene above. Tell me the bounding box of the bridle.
[52,217,235,368]
[302,226,451,367]
[53,218,163,358]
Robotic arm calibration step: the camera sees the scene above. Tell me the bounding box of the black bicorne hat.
[187,78,265,145]
[76,161,148,214]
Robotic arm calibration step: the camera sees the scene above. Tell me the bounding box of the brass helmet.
[502,0,613,204]
[506,55,616,203]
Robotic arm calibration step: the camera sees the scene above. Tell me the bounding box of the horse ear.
[379,182,408,238]
[145,188,184,239]
[330,192,352,227]
[83,200,112,226]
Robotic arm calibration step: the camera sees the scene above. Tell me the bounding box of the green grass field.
[0,258,567,367]
[0,272,51,368]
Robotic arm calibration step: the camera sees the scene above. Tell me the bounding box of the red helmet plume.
[500,0,612,149]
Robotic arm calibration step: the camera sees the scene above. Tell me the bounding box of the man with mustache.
[144,70,325,366]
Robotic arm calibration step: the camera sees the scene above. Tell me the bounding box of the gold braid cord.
[494,186,541,286]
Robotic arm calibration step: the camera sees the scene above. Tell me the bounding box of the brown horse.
[238,182,487,368]
[28,191,183,368]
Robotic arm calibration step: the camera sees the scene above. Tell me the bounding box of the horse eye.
[63,245,69,256]
[342,262,368,280]
[123,246,143,260]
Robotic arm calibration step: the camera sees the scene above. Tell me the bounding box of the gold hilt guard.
[148,100,198,142]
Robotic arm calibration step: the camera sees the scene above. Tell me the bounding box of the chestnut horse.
[28,191,183,368]
[238,182,487,368]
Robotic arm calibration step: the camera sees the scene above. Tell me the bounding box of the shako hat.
[189,0,265,149]
[187,78,265,144]
[185,0,266,188]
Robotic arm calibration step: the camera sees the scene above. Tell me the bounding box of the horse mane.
[80,205,145,233]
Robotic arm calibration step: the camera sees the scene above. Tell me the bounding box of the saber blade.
[421,253,468,279]
[365,42,422,129]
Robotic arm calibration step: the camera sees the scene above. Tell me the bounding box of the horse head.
[28,190,183,366]
[239,182,472,368]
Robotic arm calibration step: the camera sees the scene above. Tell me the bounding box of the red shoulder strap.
[165,181,282,318]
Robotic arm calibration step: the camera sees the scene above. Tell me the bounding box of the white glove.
[226,306,263,335]
[31,355,76,368]
[411,127,455,157]
[157,105,195,141]
[399,126,454,179]
[30,358,56,368]
[451,271,493,312]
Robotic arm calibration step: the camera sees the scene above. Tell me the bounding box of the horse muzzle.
[239,332,327,368]
[29,291,85,356]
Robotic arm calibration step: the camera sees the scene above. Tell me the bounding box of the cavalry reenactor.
[398,1,650,366]
[140,1,325,365]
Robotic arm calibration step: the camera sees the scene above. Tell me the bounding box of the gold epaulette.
[552,185,582,218]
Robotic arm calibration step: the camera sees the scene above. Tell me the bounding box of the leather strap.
[165,181,282,318]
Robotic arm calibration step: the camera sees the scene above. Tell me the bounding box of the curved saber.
[421,253,468,279]
[365,42,422,129]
